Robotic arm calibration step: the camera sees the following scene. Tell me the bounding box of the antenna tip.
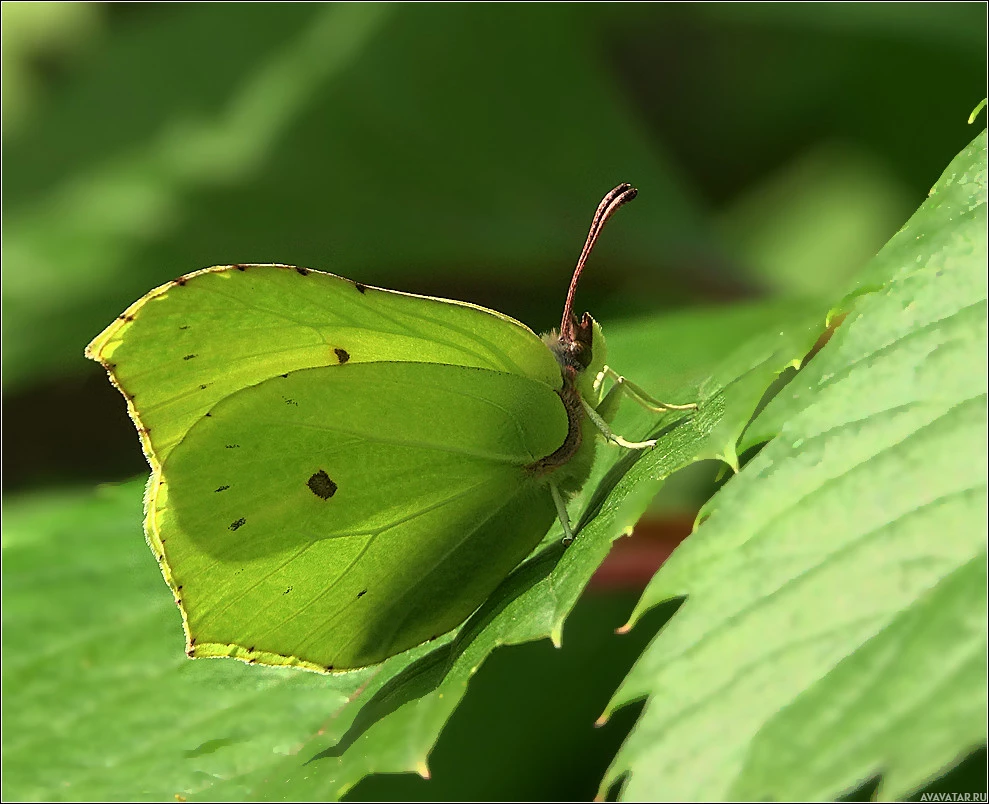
[607,183,638,207]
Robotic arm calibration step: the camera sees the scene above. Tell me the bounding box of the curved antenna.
[559,183,638,343]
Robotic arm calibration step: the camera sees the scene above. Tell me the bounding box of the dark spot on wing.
[357,589,367,599]
[200,384,208,390]
[234,264,248,271]
[105,361,117,370]
[354,282,367,294]
[295,266,310,276]
[118,314,135,323]
[281,374,289,378]
[225,444,239,449]
[334,348,350,364]
[284,397,298,406]
[177,585,183,591]
[229,517,246,531]
[175,277,187,286]
[307,470,337,500]
[205,412,212,418]
[248,658,257,664]
[283,586,293,595]
[215,485,230,492]
[190,637,197,646]
[183,354,196,360]
[325,665,334,672]
[248,645,255,652]
[186,647,196,657]
[179,325,189,330]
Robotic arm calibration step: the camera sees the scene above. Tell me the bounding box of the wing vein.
[254,478,497,651]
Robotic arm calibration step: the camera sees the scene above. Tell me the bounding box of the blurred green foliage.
[2,3,984,490]
[2,3,985,801]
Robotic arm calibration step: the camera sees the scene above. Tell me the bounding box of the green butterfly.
[86,184,695,672]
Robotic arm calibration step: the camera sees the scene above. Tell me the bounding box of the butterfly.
[86,183,695,672]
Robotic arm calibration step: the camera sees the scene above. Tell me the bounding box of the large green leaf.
[0,482,375,801]
[600,131,987,800]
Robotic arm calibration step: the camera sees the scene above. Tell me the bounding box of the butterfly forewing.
[86,265,562,466]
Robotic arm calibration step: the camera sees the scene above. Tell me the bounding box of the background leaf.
[1,3,706,392]
[1,483,368,801]
[600,131,987,801]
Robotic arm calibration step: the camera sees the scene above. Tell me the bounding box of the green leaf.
[0,483,373,801]
[733,557,986,800]
[600,130,987,800]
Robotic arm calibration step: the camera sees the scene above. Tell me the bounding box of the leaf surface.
[600,131,987,801]
[0,483,372,802]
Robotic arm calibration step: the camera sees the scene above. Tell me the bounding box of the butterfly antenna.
[559,182,638,343]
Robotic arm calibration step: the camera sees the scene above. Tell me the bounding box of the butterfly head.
[544,312,608,403]
[549,312,593,369]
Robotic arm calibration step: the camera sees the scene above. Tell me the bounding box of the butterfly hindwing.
[158,360,569,670]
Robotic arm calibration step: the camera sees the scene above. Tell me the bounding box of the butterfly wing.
[159,361,566,670]
[86,264,561,465]
[87,265,572,670]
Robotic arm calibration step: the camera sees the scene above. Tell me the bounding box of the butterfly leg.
[599,366,698,413]
[582,398,658,450]
[584,367,698,450]
[549,481,576,544]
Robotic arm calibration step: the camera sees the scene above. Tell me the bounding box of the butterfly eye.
[569,315,594,369]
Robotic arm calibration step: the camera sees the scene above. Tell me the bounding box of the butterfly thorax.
[528,313,600,486]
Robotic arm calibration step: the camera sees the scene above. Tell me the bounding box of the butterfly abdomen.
[525,367,597,497]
